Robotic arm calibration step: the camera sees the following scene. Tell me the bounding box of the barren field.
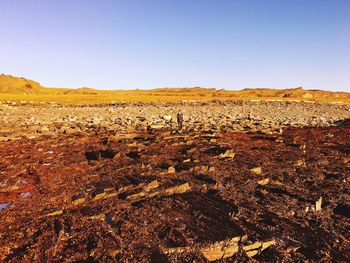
[1,75,350,105]
[1,101,350,262]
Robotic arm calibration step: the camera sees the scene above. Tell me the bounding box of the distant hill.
[0,74,349,104]
[0,74,45,93]
[231,87,350,100]
[0,75,99,95]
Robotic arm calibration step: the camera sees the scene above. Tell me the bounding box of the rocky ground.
[0,100,350,262]
[0,100,350,140]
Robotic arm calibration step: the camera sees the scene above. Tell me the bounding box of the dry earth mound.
[0,74,45,94]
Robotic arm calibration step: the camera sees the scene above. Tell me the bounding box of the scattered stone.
[295,159,306,167]
[41,126,50,132]
[192,165,208,173]
[165,235,275,261]
[145,180,159,191]
[167,166,176,174]
[215,182,225,191]
[275,137,284,143]
[208,166,215,172]
[46,210,63,216]
[243,239,276,258]
[93,192,107,201]
[127,183,191,201]
[200,235,247,261]
[88,214,105,221]
[258,178,269,185]
[163,115,172,121]
[2,100,348,139]
[219,149,235,159]
[72,198,86,206]
[163,183,190,195]
[250,167,262,175]
[315,197,322,211]
[1,100,350,261]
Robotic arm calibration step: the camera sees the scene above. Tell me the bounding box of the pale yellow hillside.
[0,74,349,104]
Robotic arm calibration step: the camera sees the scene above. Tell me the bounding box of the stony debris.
[250,166,262,175]
[315,196,322,211]
[295,159,307,167]
[126,183,191,201]
[167,166,176,174]
[257,178,269,185]
[46,210,63,216]
[243,239,276,258]
[164,236,276,261]
[0,102,350,261]
[200,237,243,261]
[219,149,235,159]
[0,100,350,140]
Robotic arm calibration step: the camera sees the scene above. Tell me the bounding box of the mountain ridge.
[1,74,349,104]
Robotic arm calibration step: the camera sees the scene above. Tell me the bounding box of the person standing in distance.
[177,111,184,130]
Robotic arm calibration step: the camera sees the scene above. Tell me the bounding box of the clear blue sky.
[0,0,349,91]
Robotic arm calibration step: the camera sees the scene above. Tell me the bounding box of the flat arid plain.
[1,75,350,262]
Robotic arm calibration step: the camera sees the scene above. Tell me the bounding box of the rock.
[162,115,172,121]
[257,178,269,185]
[127,183,191,201]
[167,166,176,174]
[150,124,164,130]
[41,126,50,132]
[72,198,86,206]
[199,236,275,261]
[163,183,190,195]
[46,210,63,216]
[295,159,306,167]
[215,182,225,191]
[219,149,235,159]
[145,180,159,191]
[200,235,245,261]
[192,165,208,173]
[243,239,276,258]
[93,192,107,201]
[60,126,76,134]
[250,167,262,175]
[315,197,322,211]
